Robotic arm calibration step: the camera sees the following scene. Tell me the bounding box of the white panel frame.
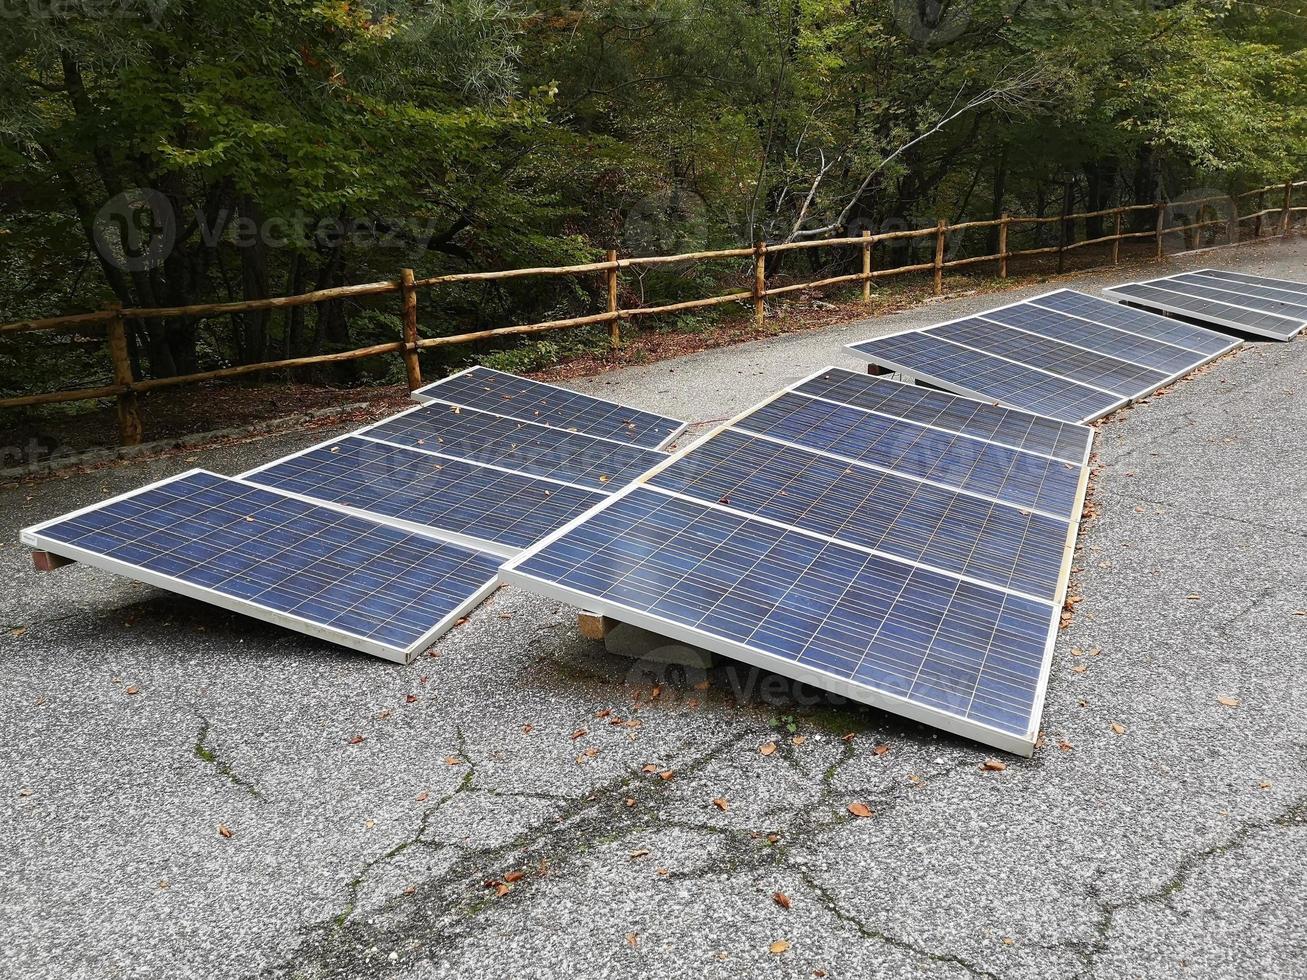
[410,365,690,450]
[499,368,1095,756]
[1102,278,1307,340]
[1189,267,1307,298]
[20,469,500,663]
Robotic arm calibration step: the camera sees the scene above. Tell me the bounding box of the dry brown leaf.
[125,686,139,696]
[18,787,32,798]
[625,932,639,948]
[495,883,510,897]
[773,891,792,910]
[980,758,1007,772]
[847,802,873,818]
[655,867,670,877]
[504,870,525,883]
[521,724,534,734]
[570,728,587,740]
[218,823,234,839]
[415,790,429,802]
[841,731,856,742]
[1071,664,1087,674]
[629,848,650,860]
[625,797,637,808]
[405,694,417,704]
[1110,723,1127,735]
[595,708,612,719]
[1057,739,1074,751]
[348,734,365,746]
[766,833,781,844]
[1217,695,1241,708]
[641,763,659,774]
[403,885,416,896]
[1259,780,1273,790]
[444,755,462,765]
[873,744,890,757]
[791,735,807,746]
[712,797,729,812]
[658,769,676,781]
[759,742,777,757]
[769,939,791,955]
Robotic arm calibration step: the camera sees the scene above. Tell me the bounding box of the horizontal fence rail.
[2,179,1304,445]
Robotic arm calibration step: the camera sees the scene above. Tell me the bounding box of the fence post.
[861,230,872,304]
[399,268,422,391]
[1056,207,1068,274]
[1112,210,1122,265]
[1228,195,1240,245]
[1254,190,1266,238]
[606,249,621,348]
[1281,180,1293,235]
[1155,202,1166,261]
[933,220,946,295]
[105,306,142,446]
[753,241,766,326]
[998,213,1009,279]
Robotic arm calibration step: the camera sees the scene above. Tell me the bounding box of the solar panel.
[1103,275,1306,341]
[20,471,501,662]
[1026,289,1237,357]
[1191,268,1307,298]
[502,369,1092,755]
[412,366,687,449]
[926,316,1169,396]
[357,401,665,493]
[847,287,1245,420]
[649,428,1073,602]
[794,367,1092,465]
[1177,272,1307,315]
[977,300,1223,376]
[241,435,606,554]
[846,330,1126,423]
[736,393,1084,519]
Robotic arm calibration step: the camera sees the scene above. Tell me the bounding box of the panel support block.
[577,610,618,641]
[31,550,76,572]
[866,364,890,376]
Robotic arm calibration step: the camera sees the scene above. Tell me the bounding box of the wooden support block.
[577,611,617,641]
[31,550,75,572]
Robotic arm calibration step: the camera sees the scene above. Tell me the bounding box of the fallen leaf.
[655,867,670,877]
[595,708,612,719]
[1185,593,1201,600]
[10,627,27,639]
[1259,780,1272,790]
[1217,696,1241,708]
[1110,723,1127,735]
[504,870,525,883]
[570,728,587,740]
[495,883,510,897]
[791,735,806,746]
[625,932,639,948]
[847,802,873,818]
[348,734,365,746]
[125,686,139,696]
[773,891,792,910]
[625,797,637,808]
[218,824,234,839]
[873,744,890,757]
[521,724,533,734]
[18,787,32,797]
[841,731,856,742]
[980,758,1007,772]
[444,755,462,765]
[759,742,777,757]
[712,797,729,812]
[405,694,417,704]
[403,885,416,896]
[693,679,712,691]
[1071,664,1087,673]
[629,848,650,860]
[641,763,659,774]
[1057,739,1074,752]
[769,939,791,955]
[415,790,429,802]
[659,770,676,781]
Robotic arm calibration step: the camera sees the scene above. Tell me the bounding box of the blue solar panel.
[1192,268,1307,298]
[926,317,1169,396]
[794,368,1091,465]
[22,471,501,660]
[976,303,1214,376]
[242,436,605,552]
[358,402,663,492]
[846,332,1124,423]
[651,429,1071,601]
[736,393,1083,518]
[1103,281,1304,341]
[1177,272,1307,316]
[506,488,1056,742]
[1029,289,1238,356]
[412,366,685,449]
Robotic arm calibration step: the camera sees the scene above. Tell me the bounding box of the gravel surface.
[2,238,1305,980]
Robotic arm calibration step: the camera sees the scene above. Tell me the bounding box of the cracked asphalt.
[2,239,1305,980]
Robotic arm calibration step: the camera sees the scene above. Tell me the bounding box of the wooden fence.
[3,179,1304,446]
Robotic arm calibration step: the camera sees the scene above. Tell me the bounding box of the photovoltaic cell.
[1191,268,1307,298]
[1102,280,1305,341]
[1028,289,1237,356]
[506,488,1057,743]
[1176,272,1307,316]
[976,303,1213,376]
[736,392,1083,518]
[794,368,1091,465]
[925,317,1169,396]
[242,436,605,552]
[358,401,663,492]
[412,366,686,448]
[846,331,1124,423]
[21,471,501,661]
[650,428,1071,601]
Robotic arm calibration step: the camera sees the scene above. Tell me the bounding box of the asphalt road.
[2,239,1305,980]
